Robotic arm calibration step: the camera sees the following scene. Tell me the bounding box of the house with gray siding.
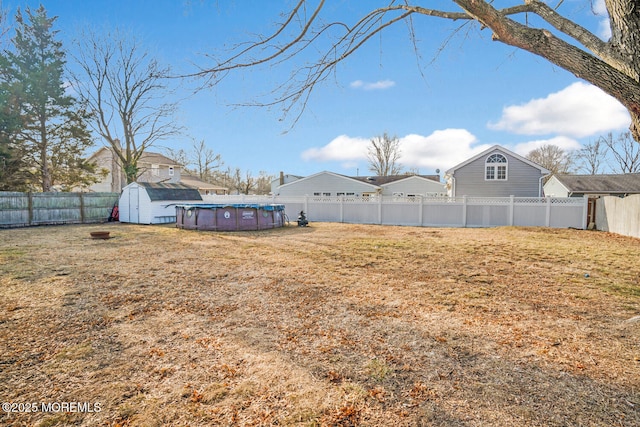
[446,145,549,197]
[273,171,445,197]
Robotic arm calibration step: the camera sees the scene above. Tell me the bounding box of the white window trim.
[485,154,508,181]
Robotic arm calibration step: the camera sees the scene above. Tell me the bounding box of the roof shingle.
[138,182,203,201]
[554,173,640,194]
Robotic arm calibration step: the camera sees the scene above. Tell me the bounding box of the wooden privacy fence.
[201,194,589,229]
[596,194,640,239]
[0,192,119,228]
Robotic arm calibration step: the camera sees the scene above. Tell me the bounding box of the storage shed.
[119,182,203,224]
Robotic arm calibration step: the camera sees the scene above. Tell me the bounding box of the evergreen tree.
[0,80,28,190]
[0,5,98,191]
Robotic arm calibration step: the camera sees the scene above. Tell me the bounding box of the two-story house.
[446,145,550,197]
[84,147,182,193]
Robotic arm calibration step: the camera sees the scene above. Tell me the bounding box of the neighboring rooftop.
[350,174,440,185]
[180,174,228,193]
[553,173,640,194]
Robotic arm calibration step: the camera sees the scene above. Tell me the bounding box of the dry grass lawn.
[1,222,639,426]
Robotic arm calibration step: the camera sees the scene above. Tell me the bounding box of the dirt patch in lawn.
[1,222,639,426]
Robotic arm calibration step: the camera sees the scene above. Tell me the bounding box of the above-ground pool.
[176,204,285,231]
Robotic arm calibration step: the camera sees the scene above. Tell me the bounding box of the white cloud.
[598,19,612,40]
[399,129,488,171]
[301,129,489,172]
[301,134,370,162]
[512,136,582,156]
[488,81,629,137]
[593,0,607,15]
[350,79,396,90]
[593,0,611,40]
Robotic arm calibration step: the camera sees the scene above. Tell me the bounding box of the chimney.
[279,171,284,186]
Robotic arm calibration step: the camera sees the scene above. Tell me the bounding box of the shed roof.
[137,182,203,201]
[552,173,640,194]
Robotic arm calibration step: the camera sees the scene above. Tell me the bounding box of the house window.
[168,166,174,176]
[151,164,160,176]
[323,192,331,196]
[485,154,507,181]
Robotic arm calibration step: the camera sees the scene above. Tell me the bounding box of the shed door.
[129,186,139,223]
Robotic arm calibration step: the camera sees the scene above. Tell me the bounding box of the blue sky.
[3,0,631,178]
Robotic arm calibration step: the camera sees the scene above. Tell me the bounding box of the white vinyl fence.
[202,195,588,229]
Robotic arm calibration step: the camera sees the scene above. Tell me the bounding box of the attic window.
[485,154,507,181]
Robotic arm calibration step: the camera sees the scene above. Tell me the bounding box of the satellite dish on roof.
[436,169,440,174]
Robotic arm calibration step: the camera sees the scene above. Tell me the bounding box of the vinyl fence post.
[339,195,344,223]
[378,195,383,225]
[545,196,551,227]
[462,195,467,227]
[418,195,423,226]
[509,195,514,226]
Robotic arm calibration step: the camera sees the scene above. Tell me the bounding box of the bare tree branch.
[70,28,183,183]
[368,132,403,176]
[575,138,608,174]
[191,1,640,140]
[601,131,640,173]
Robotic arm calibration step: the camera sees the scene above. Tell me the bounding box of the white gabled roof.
[276,170,381,190]
[544,175,571,194]
[446,145,550,175]
[378,174,441,187]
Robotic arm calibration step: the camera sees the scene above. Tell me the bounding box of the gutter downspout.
[538,174,549,197]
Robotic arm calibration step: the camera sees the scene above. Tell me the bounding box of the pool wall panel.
[176,204,286,231]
